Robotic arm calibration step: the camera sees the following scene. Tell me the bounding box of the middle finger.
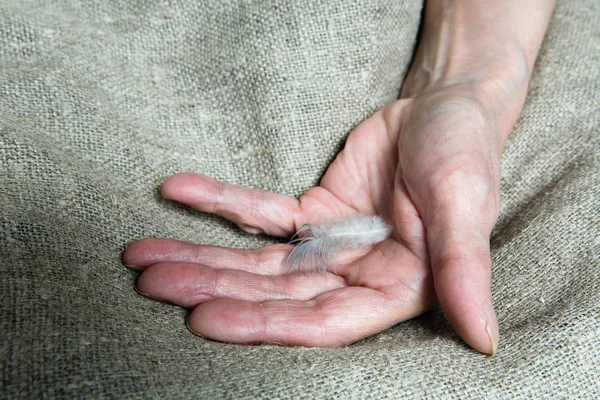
[124,238,293,275]
[136,262,347,307]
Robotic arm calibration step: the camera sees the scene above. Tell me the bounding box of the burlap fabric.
[1,0,598,398]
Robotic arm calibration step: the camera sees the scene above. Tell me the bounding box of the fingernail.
[483,298,499,356]
[134,285,151,297]
[123,263,139,269]
[486,324,498,356]
[186,317,203,338]
[240,225,262,235]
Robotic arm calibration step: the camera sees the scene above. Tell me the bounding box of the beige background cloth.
[1,1,598,398]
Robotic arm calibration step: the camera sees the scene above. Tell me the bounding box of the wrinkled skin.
[123,85,502,354]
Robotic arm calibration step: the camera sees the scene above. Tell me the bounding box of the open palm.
[124,90,500,353]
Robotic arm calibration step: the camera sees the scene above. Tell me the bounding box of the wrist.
[400,0,555,146]
[402,45,530,147]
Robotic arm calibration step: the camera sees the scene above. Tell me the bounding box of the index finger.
[162,172,301,237]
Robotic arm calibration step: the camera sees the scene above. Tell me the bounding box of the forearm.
[402,0,556,144]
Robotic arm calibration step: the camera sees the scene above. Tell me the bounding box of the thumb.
[427,221,499,355]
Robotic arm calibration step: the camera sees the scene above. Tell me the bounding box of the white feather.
[286,215,393,273]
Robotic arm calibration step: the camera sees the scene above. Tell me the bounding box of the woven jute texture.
[1,1,598,398]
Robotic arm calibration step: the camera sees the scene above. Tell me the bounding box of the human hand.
[124,0,556,355]
[123,83,508,354]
